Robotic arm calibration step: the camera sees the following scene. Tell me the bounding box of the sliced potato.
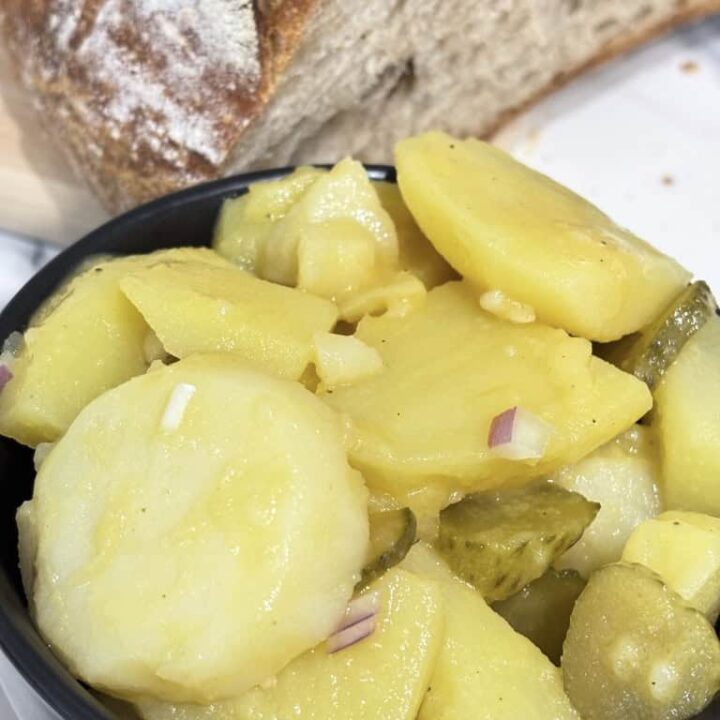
[337,271,427,323]
[552,425,660,577]
[401,544,579,720]
[373,181,455,289]
[0,248,223,447]
[323,282,651,499]
[261,159,398,286]
[436,483,597,602]
[137,569,444,720]
[493,569,585,665]
[600,281,716,389]
[212,167,325,270]
[622,511,720,621]
[29,355,368,703]
[655,315,720,515]
[395,132,690,341]
[313,332,384,389]
[562,562,720,720]
[214,165,446,325]
[120,260,338,380]
[297,220,378,302]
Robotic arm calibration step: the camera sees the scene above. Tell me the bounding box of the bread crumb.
[679,61,699,75]
[661,175,674,186]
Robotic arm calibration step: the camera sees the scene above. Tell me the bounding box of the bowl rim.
[0,163,396,719]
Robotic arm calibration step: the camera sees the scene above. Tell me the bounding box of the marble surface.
[0,230,56,310]
[0,16,719,720]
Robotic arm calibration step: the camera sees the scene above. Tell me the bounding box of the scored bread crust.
[1,0,718,214]
[0,0,318,210]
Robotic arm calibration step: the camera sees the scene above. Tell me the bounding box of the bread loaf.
[1,0,718,213]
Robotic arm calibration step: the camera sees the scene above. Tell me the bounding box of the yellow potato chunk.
[136,568,443,720]
[262,159,398,286]
[402,544,579,720]
[120,260,338,380]
[323,282,651,500]
[214,165,444,326]
[395,132,690,341]
[0,248,223,446]
[655,315,720,515]
[213,167,325,271]
[373,181,455,289]
[338,271,427,324]
[297,219,378,301]
[622,511,720,621]
[28,355,368,703]
[313,332,384,389]
[552,425,660,578]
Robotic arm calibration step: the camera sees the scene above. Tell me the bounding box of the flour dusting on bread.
[1,0,267,208]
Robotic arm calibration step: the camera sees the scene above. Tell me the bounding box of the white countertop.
[0,15,719,720]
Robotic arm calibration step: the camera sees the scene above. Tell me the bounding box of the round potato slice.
[29,355,368,704]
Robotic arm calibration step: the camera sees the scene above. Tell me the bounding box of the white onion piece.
[0,364,13,392]
[336,591,380,633]
[326,614,376,654]
[488,406,551,461]
[160,383,196,432]
[2,331,24,357]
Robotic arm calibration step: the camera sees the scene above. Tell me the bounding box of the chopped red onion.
[488,406,551,461]
[326,614,376,654]
[335,592,380,633]
[488,407,517,447]
[326,593,380,654]
[0,364,12,392]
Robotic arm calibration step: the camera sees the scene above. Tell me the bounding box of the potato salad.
[1,132,719,720]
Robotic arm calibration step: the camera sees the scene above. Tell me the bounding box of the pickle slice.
[359,508,417,589]
[436,483,598,602]
[562,562,720,720]
[600,281,717,390]
[493,569,585,665]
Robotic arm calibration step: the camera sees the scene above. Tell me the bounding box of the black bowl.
[0,164,717,720]
[0,165,395,719]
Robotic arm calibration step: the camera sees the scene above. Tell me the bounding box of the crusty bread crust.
[487,0,720,139]
[0,0,318,210]
[1,0,718,214]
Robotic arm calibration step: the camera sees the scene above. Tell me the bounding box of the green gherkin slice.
[599,281,717,390]
[493,568,585,665]
[436,483,598,602]
[562,562,720,720]
[358,508,417,589]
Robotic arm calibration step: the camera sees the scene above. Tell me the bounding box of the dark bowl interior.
[0,164,717,719]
